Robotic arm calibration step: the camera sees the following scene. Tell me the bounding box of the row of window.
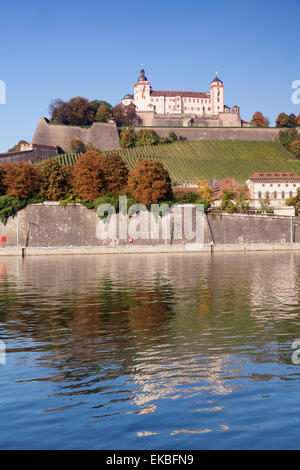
[150,98,211,104]
[262,183,297,187]
[258,191,293,199]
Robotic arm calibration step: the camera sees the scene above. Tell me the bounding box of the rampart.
[133,127,300,141]
[32,118,120,152]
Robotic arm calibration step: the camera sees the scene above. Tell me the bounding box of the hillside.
[56,140,300,184]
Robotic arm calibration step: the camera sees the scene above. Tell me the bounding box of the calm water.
[1,252,300,449]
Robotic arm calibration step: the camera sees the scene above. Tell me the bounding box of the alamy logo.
[291,339,300,364]
[291,80,300,105]
[0,81,6,104]
[0,340,6,365]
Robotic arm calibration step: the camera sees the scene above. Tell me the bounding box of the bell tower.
[134,69,151,112]
[210,72,224,116]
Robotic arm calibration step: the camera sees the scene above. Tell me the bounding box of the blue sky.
[0,0,299,152]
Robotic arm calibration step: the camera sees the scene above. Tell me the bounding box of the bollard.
[22,248,26,258]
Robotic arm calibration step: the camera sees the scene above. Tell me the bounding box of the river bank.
[2,242,300,256]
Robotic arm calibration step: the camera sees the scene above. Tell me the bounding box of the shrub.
[127,159,172,205]
[99,153,129,194]
[3,162,39,199]
[278,129,298,149]
[38,159,71,200]
[70,137,86,153]
[72,151,105,201]
[135,129,159,147]
[289,139,300,155]
[168,131,178,142]
[120,127,136,148]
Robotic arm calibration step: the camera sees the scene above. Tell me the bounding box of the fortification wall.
[134,127,299,141]
[0,203,298,248]
[32,118,120,152]
[0,145,58,164]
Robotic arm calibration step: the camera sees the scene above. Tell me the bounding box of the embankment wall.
[0,203,299,248]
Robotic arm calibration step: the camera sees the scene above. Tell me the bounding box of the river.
[0,252,300,449]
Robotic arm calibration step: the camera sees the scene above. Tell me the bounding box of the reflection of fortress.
[122,69,245,127]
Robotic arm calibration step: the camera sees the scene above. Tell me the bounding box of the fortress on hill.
[121,69,247,127]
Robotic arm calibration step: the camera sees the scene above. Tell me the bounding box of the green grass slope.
[57,140,300,184]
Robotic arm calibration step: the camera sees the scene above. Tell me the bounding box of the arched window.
[273,191,277,199]
[282,191,285,199]
[266,191,270,198]
[258,191,262,199]
[289,191,293,198]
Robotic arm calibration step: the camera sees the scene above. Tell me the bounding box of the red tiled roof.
[249,172,300,179]
[150,90,210,98]
[212,178,241,200]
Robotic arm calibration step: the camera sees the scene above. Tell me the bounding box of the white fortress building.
[122,69,245,127]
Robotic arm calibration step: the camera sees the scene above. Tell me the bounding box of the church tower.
[210,73,224,116]
[133,69,151,112]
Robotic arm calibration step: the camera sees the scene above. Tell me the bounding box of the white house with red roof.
[246,172,300,208]
[122,69,242,126]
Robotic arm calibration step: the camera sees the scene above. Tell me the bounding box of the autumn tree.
[276,112,297,128]
[250,111,269,128]
[3,162,39,199]
[290,138,300,155]
[197,180,215,203]
[111,103,140,127]
[127,159,172,205]
[72,151,105,201]
[50,97,96,126]
[99,153,129,194]
[296,114,300,127]
[38,159,71,200]
[120,127,136,148]
[70,137,86,153]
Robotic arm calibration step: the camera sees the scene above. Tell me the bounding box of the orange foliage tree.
[72,151,105,201]
[250,111,269,128]
[100,153,129,194]
[3,162,40,199]
[38,159,72,200]
[127,159,172,205]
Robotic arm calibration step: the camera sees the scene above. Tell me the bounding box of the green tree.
[135,129,159,147]
[95,102,111,122]
[278,129,298,149]
[286,188,300,214]
[8,140,29,153]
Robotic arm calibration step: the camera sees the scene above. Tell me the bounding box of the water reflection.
[1,252,300,449]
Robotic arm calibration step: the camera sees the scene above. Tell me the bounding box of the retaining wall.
[0,203,299,248]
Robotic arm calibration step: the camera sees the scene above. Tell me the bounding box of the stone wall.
[0,203,298,248]
[133,127,299,141]
[0,145,58,164]
[32,118,120,152]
